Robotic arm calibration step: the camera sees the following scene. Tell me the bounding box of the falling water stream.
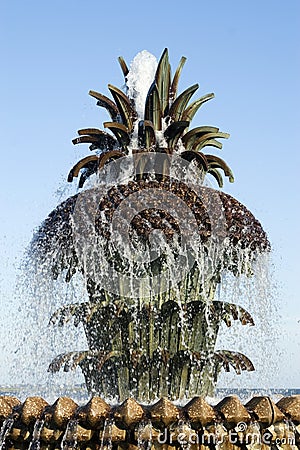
[61,419,78,450]
[99,418,113,450]
[0,418,14,450]
[137,421,153,450]
[28,419,45,450]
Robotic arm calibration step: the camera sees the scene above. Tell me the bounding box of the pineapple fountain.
[0,49,299,449]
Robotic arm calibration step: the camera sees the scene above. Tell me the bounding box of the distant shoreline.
[0,385,299,404]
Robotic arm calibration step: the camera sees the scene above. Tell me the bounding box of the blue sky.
[0,0,299,390]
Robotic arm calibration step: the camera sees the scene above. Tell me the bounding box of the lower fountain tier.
[0,395,299,449]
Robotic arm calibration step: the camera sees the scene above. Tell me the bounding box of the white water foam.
[126,50,157,119]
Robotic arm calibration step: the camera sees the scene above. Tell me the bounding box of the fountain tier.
[0,395,299,449]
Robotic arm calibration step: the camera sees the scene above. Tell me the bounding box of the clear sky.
[0,0,299,391]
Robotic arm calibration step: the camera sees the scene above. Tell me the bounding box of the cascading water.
[0,418,15,449]
[61,419,78,450]
[28,419,45,450]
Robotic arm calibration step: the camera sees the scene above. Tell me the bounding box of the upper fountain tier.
[31,48,270,291]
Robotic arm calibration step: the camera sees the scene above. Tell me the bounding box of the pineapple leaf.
[195,138,223,151]
[103,122,130,149]
[170,56,187,100]
[108,84,136,131]
[192,132,230,151]
[214,350,255,374]
[145,81,162,130]
[211,301,255,327]
[89,90,119,121]
[180,150,208,171]
[68,155,99,182]
[155,48,171,116]
[181,126,219,149]
[98,149,124,169]
[182,93,215,122]
[73,129,117,151]
[138,120,156,148]
[164,120,189,150]
[168,83,199,122]
[208,168,224,188]
[48,350,90,373]
[118,56,129,77]
[206,154,234,182]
